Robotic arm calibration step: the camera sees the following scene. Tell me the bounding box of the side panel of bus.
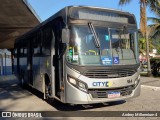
[14,17,65,101]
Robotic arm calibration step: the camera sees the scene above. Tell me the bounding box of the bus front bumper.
[65,80,141,104]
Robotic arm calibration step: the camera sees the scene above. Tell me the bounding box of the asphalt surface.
[140,76,160,87]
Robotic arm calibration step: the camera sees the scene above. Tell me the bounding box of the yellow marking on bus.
[107,81,113,87]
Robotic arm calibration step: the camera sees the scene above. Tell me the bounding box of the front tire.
[45,83,54,103]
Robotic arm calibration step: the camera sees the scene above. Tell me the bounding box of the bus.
[14,6,140,104]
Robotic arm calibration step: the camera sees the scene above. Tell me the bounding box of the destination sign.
[70,7,136,24]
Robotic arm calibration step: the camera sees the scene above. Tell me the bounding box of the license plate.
[108,91,120,98]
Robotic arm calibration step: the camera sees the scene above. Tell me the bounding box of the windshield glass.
[66,25,138,66]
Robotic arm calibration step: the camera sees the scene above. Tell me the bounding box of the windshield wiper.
[88,22,100,48]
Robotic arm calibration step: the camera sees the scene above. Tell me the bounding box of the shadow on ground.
[28,87,126,111]
[46,99,126,111]
[0,75,126,111]
[0,75,33,111]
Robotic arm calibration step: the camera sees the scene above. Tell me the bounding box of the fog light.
[79,82,86,89]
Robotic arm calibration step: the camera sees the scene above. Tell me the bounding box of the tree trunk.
[140,1,151,76]
[146,31,151,76]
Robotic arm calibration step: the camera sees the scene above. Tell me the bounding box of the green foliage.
[138,31,160,54]
[153,39,160,54]
[119,0,160,54]
[148,17,160,39]
[151,57,160,61]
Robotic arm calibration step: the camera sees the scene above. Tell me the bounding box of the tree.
[139,28,156,54]
[148,17,160,38]
[147,17,160,54]
[119,0,160,76]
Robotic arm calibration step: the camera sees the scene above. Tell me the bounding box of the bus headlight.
[68,77,77,85]
[67,76,88,93]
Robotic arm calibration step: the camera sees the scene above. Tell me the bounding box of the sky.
[28,0,156,27]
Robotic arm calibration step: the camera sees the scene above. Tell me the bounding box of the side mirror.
[62,28,70,44]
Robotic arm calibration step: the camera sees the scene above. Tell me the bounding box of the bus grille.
[84,69,136,78]
[88,85,135,98]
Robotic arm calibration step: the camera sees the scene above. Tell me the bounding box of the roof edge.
[23,0,42,22]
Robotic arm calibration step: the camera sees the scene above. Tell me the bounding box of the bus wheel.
[45,83,54,103]
[45,84,49,100]
[45,83,52,99]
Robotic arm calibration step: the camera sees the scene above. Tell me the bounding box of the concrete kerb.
[141,85,160,91]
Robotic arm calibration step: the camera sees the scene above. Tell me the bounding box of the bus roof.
[15,6,136,44]
[71,5,132,15]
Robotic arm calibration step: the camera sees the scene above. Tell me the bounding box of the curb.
[141,85,160,91]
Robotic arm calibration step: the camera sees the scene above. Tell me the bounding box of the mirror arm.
[62,28,70,44]
[58,44,67,59]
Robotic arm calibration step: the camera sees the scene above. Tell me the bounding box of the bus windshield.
[66,25,138,66]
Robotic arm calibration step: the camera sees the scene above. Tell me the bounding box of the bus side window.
[34,47,40,55]
[20,48,24,57]
[24,48,27,56]
[33,33,41,56]
[41,28,52,55]
[14,49,17,57]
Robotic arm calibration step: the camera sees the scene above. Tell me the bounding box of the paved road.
[0,75,160,120]
[141,76,160,87]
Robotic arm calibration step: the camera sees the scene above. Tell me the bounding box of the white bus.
[14,6,140,104]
